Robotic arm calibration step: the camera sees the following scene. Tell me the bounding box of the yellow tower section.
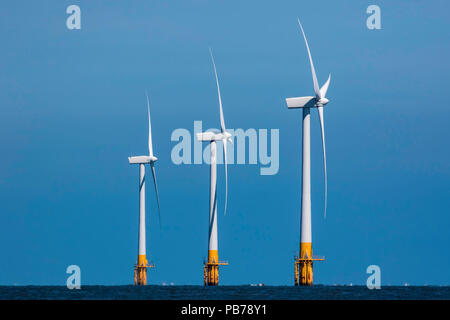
[134,254,154,285]
[203,250,228,286]
[294,242,324,286]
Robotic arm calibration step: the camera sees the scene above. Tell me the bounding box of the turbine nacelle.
[128,155,158,164]
[197,131,232,142]
[286,96,330,109]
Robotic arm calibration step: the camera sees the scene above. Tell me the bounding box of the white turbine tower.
[197,49,232,286]
[286,18,329,286]
[128,92,161,286]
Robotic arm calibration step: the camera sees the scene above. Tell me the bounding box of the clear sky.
[0,0,449,286]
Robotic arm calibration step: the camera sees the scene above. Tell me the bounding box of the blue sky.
[0,0,449,286]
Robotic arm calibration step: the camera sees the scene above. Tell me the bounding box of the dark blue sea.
[0,285,449,300]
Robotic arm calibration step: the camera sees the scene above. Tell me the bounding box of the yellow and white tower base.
[204,250,228,286]
[198,141,228,286]
[134,254,154,285]
[294,108,324,286]
[132,164,155,286]
[294,243,324,286]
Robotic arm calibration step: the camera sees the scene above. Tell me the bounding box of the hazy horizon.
[1,1,449,286]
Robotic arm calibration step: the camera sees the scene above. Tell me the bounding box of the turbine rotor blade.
[146,91,154,157]
[223,138,228,216]
[320,74,331,98]
[317,106,327,218]
[150,162,162,227]
[297,17,321,98]
[209,48,226,133]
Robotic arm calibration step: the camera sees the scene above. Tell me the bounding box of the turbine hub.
[319,98,329,105]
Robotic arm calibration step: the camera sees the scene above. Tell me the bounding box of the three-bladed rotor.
[209,48,232,216]
[128,92,161,225]
[287,17,331,218]
[197,49,232,216]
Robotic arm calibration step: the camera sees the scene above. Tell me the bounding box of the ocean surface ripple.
[1,285,449,300]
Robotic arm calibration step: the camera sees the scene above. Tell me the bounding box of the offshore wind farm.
[1,1,450,302]
[127,19,330,287]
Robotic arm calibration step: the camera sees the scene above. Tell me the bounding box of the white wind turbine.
[197,49,232,286]
[128,92,161,285]
[286,17,330,286]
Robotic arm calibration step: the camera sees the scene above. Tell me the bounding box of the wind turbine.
[128,92,161,286]
[285,18,329,286]
[197,49,232,286]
